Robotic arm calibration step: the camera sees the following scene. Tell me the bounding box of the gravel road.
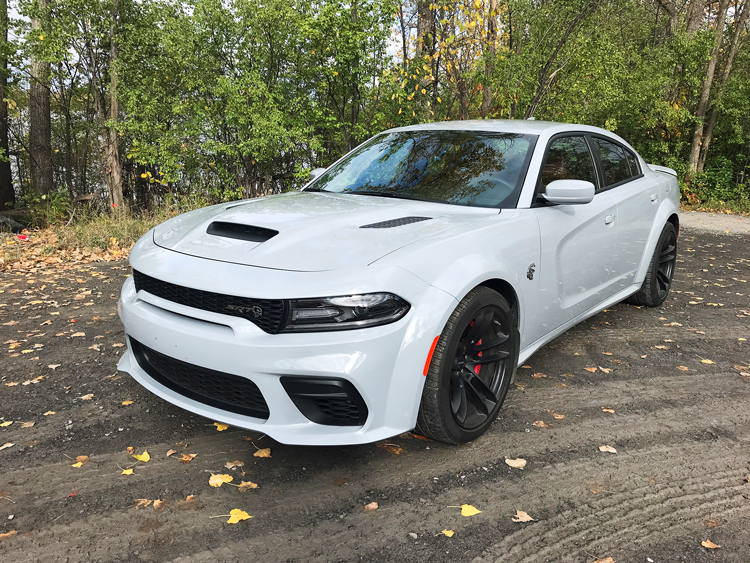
[1,214,749,563]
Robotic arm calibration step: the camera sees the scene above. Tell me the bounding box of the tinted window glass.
[310,131,537,208]
[625,150,639,177]
[595,138,632,186]
[540,136,596,192]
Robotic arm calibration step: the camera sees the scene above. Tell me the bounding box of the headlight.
[281,292,410,332]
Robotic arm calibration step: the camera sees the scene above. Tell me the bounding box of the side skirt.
[517,284,641,368]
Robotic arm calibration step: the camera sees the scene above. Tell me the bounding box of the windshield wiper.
[344,190,444,204]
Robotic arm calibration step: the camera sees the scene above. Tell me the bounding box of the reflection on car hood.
[153,191,498,272]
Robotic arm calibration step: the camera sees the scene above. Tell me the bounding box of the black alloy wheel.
[416,287,519,444]
[626,222,678,307]
[655,228,677,300]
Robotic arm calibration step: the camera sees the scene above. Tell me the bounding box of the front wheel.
[626,222,677,307]
[415,287,519,444]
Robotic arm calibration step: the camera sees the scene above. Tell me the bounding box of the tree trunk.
[29,0,54,195]
[0,0,14,209]
[480,0,498,118]
[687,0,730,177]
[416,1,433,58]
[398,4,408,68]
[105,0,124,210]
[697,1,750,172]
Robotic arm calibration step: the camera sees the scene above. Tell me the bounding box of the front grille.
[133,270,286,333]
[129,337,270,419]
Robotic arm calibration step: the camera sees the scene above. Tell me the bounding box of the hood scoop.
[360,216,432,229]
[206,221,278,243]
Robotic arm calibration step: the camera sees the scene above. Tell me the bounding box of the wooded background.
[1,0,749,218]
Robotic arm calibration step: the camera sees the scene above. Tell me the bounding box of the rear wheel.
[626,222,677,307]
[415,287,519,444]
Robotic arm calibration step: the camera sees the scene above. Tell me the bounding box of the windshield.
[308,130,537,208]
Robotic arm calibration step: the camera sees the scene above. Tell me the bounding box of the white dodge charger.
[118,120,679,445]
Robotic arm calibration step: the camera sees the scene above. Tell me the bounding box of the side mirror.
[543,179,595,205]
[309,167,327,182]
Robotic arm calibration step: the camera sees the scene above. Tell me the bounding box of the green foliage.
[3,0,750,211]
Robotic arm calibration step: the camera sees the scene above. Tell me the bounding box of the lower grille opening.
[129,337,269,420]
[280,377,368,426]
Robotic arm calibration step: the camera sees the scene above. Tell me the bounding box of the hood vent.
[206,221,278,243]
[360,216,432,229]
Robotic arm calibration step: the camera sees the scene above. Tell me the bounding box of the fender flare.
[635,201,679,285]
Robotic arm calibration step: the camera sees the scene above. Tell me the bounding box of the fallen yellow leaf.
[449,504,481,517]
[440,529,454,537]
[209,474,233,487]
[0,443,14,451]
[121,400,134,406]
[126,446,135,454]
[0,421,12,427]
[601,407,615,414]
[599,445,617,454]
[511,510,536,522]
[181,453,197,463]
[701,539,720,549]
[71,462,84,468]
[253,448,272,458]
[166,449,177,457]
[701,359,715,364]
[71,455,89,468]
[134,498,152,509]
[591,558,615,563]
[238,481,259,492]
[43,411,55,416]
[227,508,252,524]
[532,420,550,428]
[153,499,167,512]
[214,422,229,431]
[80,394,94,400]
[505,458,526,470]
[132,450,150,462]
[0,530,17,539]
[677,366,689,371]
[552,413,566,419]
[584,367,598,373]
[225,460,244,470]
[363,501,378,511]
[21,421,35,428]
[531,372,546,378]
[122,468,134,475]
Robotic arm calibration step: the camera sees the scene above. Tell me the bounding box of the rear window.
[594,138,636,187]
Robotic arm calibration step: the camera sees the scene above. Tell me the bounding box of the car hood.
[153,191,498,272]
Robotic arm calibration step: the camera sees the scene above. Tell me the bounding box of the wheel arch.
[635,202,680,284]
[478,278,520,327]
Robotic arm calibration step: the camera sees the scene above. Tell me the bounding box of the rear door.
[591,137,659,292]
[529,135,619,342]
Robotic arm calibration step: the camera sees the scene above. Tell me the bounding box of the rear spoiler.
[648,164,677,177]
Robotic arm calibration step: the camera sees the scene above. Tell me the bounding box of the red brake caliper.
[475,338,482,374]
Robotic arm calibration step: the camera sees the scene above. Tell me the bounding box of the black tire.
[415,287,519,444]
[626,222,678,307]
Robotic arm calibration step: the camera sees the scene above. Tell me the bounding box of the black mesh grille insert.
[312,397,362,422]
[280,377,368,426]
[133,270,286,333]
[129,337,270,419]
[360,216,431,229]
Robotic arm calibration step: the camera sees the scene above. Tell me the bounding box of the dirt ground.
[1,220,749,563]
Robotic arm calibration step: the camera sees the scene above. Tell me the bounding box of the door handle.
[650,194,658,202]
[605,215,615,225]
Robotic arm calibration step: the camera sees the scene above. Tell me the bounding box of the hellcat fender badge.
[527,263,536,280]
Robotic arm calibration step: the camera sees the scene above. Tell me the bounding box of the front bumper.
[117,243,457,445]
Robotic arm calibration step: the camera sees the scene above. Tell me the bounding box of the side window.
[595,138,632,187]
[539,136,597,194]
[625,150,640,177]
